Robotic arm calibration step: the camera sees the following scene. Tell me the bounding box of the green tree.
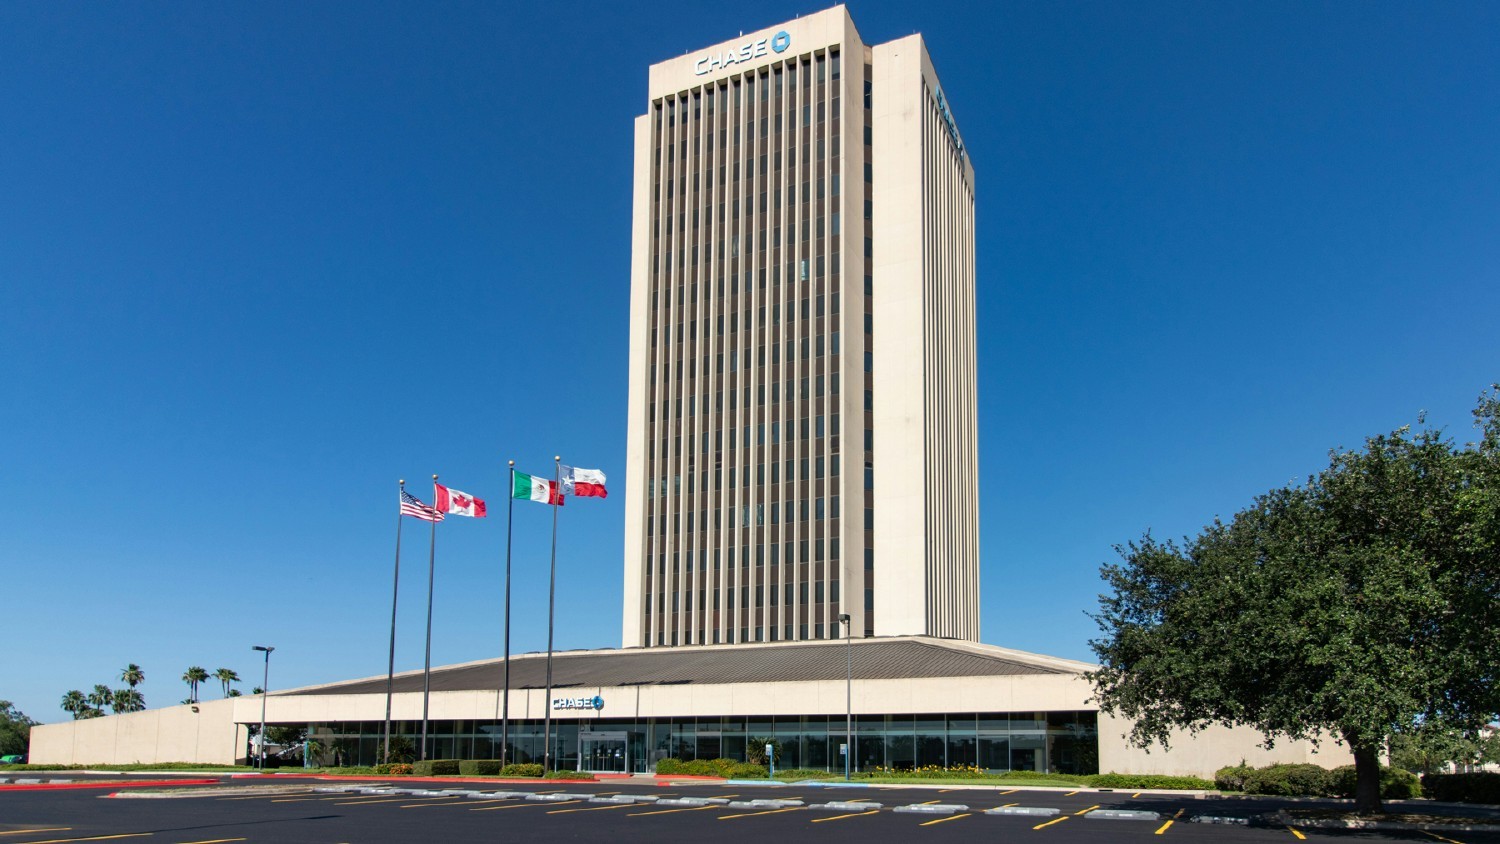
[1090,388,1500,815]
[182,666,209,703]
[111,688,145,714]
[213,668,240,698]
[119,664,145,691]
[87,685,112,715]
[0,701,38,756]
[60,690,88,720]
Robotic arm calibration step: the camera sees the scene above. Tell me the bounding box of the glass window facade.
[300,710,1098,775]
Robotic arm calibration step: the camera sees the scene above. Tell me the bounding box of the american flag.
[400,488,444,522]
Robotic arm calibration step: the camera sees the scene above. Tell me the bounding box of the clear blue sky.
[2,1,1496,725]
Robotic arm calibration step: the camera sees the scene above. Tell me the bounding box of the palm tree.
[213,668,240,698]
[120,664,145,690]
[112,688,145,713]
[87,684,112,714]
[61,690,87,720]
[182,666,209,703]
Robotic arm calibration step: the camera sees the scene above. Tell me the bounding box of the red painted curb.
[231,773,601,784]
[0,778,219,792]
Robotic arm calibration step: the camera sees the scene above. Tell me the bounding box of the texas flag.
[434,483,487,518]
[560,465,607,499]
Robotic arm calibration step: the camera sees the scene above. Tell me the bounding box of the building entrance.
[578,731,629,773]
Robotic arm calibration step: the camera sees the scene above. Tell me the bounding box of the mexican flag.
[513,470,565,505]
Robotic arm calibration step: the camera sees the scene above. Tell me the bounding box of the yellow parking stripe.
[720,807,803,820]
[176,839,247,844]
[621,803,714,821]
[1064,791,1079,796]
[403,799,510,809]
[13,836,151,844]
[1287,827,1306,840]
[1422,832,1467,844]
[1074,804,1100,815]
[810,810,880,823]
[218,792,316,801]
[998,789,1018,795]
[1033,816,1069,830]
[473,800,579,811]
[919,813,971,826]
[1155,820,1174,835]
[547,804,634,815]
[0,831,72,838]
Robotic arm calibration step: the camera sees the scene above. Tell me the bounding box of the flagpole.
[542,455,559,772]
[420,473,439,763]
[384,479,406,765]
[501,460,515,767]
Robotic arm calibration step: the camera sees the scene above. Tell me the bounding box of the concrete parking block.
[813,801,883,811]
[1085,809,1161,820]
[894,803,968,814]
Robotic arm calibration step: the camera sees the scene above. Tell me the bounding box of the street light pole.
[252,645,274,769]
[839,613,851,781]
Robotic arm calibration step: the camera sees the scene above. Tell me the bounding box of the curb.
[0,779,219,792]
[1262,810,1500,833]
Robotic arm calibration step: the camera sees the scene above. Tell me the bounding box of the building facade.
[622,6,980,650]
[26,10,1354,780]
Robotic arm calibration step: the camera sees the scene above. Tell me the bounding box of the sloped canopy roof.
[294,637,1082,697]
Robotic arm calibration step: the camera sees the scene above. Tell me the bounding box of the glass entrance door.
[578,731,628,773]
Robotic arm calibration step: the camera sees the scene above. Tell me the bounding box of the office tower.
[623,6,977,648]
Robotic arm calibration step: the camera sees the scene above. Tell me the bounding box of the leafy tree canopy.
[1090,387,1500,813]
[0,701,38,756]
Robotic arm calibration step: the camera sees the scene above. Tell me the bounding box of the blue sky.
[2,1,1496,725]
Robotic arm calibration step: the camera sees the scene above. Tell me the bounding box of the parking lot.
[3,775,1498,844]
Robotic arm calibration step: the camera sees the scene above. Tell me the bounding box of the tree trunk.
[1351,740,1382,815]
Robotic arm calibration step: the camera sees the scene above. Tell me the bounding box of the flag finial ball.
[555,455,561,461]
[432,474,439,480]
[399,478,405,485]
[508,459,514,466]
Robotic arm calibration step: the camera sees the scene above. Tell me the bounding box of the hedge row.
[655,757,767,778]
[1421,773,1500,805]
[1086,773,1215,790]
[1214,763,1421,799]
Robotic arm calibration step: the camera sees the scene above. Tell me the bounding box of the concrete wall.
[30,664,1350,776]
[30,697,242,766]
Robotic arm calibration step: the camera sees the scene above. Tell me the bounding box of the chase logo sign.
[695,30,791,76]
[552,695,604,711]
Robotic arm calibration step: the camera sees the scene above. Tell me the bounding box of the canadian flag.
[434,483,487,518]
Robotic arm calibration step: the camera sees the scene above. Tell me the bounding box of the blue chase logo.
[552,695,605,711]
[695,30,792,76]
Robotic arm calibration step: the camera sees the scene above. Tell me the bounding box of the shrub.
[655,758,732,777]
[1331,765,1422,800]
[458,760,502,776]
[545,770,595,780]
[1244,764,1336,797]
[1085,773,1215,790]
[413,759,461,776]
[1421,773,1500,804]
[1215,763,1256,792]
[500,763,544,778]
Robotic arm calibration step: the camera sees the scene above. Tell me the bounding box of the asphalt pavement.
[2,775,1497,844]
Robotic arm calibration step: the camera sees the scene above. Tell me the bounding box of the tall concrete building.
[623,7,979,649]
